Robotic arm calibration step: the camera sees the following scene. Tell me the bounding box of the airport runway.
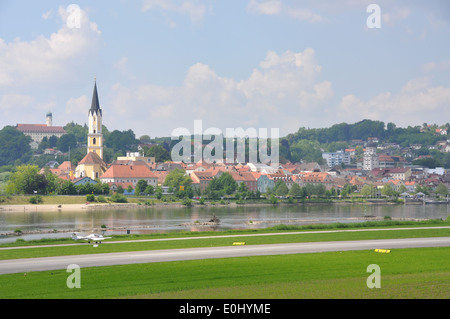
[0,237,449,274]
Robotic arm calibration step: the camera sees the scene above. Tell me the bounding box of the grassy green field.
[0,220,449,299]
[0,247,448,299]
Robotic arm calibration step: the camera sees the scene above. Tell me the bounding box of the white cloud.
[337,78,450,127]
[66,95,88,115]
[247,0,326,23]
[108,48,333,137]
[42,10,52,20]
[0,94,33,111]
[383,6,411,25]
[0,5,102,129]
[247,0,282,15]
[141,0,208,22]
[0,6,101,89]
[113,57,136,80]
[421,59,450,73]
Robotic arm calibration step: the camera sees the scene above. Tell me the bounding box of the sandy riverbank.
[0,198,405,213]
[0,203,143,212]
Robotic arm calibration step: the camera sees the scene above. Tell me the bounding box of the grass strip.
[0,247,448,299]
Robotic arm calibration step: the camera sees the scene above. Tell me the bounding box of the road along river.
[1,237,449,274]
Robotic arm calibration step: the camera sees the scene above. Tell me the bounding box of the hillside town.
[40,147,449,199]
[6,80,450,200]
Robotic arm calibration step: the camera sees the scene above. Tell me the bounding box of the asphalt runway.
[0,237,449,275]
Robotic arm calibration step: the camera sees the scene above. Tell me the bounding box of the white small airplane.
[71,232,112,243]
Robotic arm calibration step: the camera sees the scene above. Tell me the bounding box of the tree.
[434,183,448,197]
[64,122,88,144]
[360,184,374,196]
[275,182,289,196]
[144,184,154,195]
[0,126,32,166]
[218,172,237,195]
[381,183,397,197]
[104,129,137,154]
[288,183,302,197]
[136,180,148,193]
[56,133,77,152]
[6,165,47,195]
[48,135,59,148]
[142,145,171,162]
[134,185,141,196]
[116,185,124,194]
[59,179,76,195]
[139,135,152,144]
[205,172,238,198]
[164,169,192,196]
[155,186,163,199]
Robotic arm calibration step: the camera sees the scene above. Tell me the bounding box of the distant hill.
[279,119,449,164]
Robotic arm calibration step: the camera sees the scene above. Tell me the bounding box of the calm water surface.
[0,203,449,243]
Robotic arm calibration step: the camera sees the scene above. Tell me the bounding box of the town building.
[75,151,107,180]
[116,152,156,165]
[322,150,351,168]
[253,173,275,193]
[16,112,66,149]
[190,171,217,192]
[363,142,379,171]
[100,164,158,188]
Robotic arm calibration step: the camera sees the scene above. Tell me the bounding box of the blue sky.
[0,0,449,138]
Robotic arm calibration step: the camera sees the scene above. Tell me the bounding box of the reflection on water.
[0,203,449,243]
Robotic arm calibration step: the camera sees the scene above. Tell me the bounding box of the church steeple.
[89,79,102,116]
[87,78,104,159]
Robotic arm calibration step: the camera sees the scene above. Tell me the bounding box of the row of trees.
[5,165,110,196]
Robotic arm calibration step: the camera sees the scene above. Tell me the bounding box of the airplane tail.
[71,233,79,240]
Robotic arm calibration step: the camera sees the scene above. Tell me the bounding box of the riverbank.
[0,200,400,213]
[0,202,143,213]
[0,196,426,213]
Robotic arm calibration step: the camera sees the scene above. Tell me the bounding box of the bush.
[86,194,95,202]
[269,195,278,205]
[144,200,154,206]
[182,197,192,206]
[29,195,43,204]
[110,193,128,203]
[97,195,107,203]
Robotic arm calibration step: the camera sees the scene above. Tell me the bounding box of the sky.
[0,0,449,139]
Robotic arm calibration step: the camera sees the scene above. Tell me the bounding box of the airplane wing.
[71,233,111,242]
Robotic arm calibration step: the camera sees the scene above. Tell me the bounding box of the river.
[0,203,449,243]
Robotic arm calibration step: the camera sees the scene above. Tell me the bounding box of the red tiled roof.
[229,171,256,182]
[100,164,156,179]
[16,124,66,134]
[58,161,76,171]
[79,152,106,165]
